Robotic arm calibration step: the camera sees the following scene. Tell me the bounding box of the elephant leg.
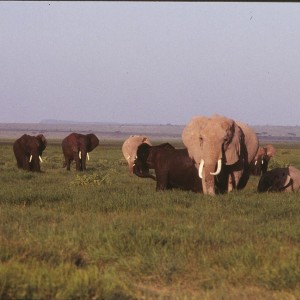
[228,173,234,192]
[23,156,29,170]
[66,159,71,171]
[16,156,23,168]
[74,152,81,171]
[155,172,168,191]
[228,170,242,192]
[237,170,250,190]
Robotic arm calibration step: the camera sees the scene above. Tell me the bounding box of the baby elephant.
[257,166,300,193]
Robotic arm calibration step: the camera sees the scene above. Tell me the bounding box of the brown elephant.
[133,143,202,192]
[121,135,152,174]
[182,114,259,196]
[250,144,276,176]
[257,166,300,192]
[13,134,47,172]
[62,133,99,171]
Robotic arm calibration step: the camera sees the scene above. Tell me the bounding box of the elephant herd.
[13,132,99,172]
[122,114,300,195]
[12,114,300,195]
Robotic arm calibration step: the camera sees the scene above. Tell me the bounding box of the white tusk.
[79,151,82,159]
[39,156,43,163]
[87,152,90,161]
[210,159,222,176]
[199,159,204,179]
[255,160,258,166]
[126,155,130,161]
[29,155,33,162]
[261,160,264,165]
[283,175,291,188]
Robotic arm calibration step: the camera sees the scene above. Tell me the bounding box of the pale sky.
[1,2,300,126]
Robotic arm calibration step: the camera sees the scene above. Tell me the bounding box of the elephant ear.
[223,121,241,165]
[272,169,290,190]
[86,134,99,151]
[265,144,276,159]
[142,137,152,146]
[255,147,265,159]
[37,134,47,148]
[182,116,207,166]
[136,143,151,162]
[236,121,259,165]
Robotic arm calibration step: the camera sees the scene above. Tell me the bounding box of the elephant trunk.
[129,159,135,174]
[203,163,218,196]
[199,151,223,196]
[133,164,156,180]
[29,153,41,172]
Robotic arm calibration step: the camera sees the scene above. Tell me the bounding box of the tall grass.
[0,140,300,299]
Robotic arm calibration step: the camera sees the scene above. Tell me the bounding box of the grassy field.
[0,139,300,299]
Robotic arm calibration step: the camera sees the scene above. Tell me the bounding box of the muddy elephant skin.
[134,143,202,193]
[62,133,99,171]
[13,134,47,172]
[257,166,300,193]
[250,145,276,176]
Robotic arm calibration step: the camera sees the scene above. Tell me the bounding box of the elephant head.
[13,134,47,172]
[182,115,258,195]
[251,144,276,175]
[122,135,152,174]
[29,134,47,171]
[258,167,291,192]
[261,144,276,174]
[133,143,156,180]
[258,166,300,193]
[133,143,174,180]
[62,133,99,171]
[85,134,100,153]
[78,134,99,163]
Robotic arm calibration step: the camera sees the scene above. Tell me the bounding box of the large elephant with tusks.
[182,114,258,196]
[62,133,99,171]
[13,134,47,172]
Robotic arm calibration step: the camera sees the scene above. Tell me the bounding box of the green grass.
[0,140,300,299]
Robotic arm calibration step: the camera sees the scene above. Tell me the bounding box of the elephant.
[122,135,152,174]
[133,143,202,192]
[250,144,276,176]
[13,134,47,172]
[257,166,300,192]
[182,114,259,196]
[62,133,99,171]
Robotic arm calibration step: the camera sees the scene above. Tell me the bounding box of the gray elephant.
[257,166,300,192]
[182,114,259,196]
[121,135,152,174]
